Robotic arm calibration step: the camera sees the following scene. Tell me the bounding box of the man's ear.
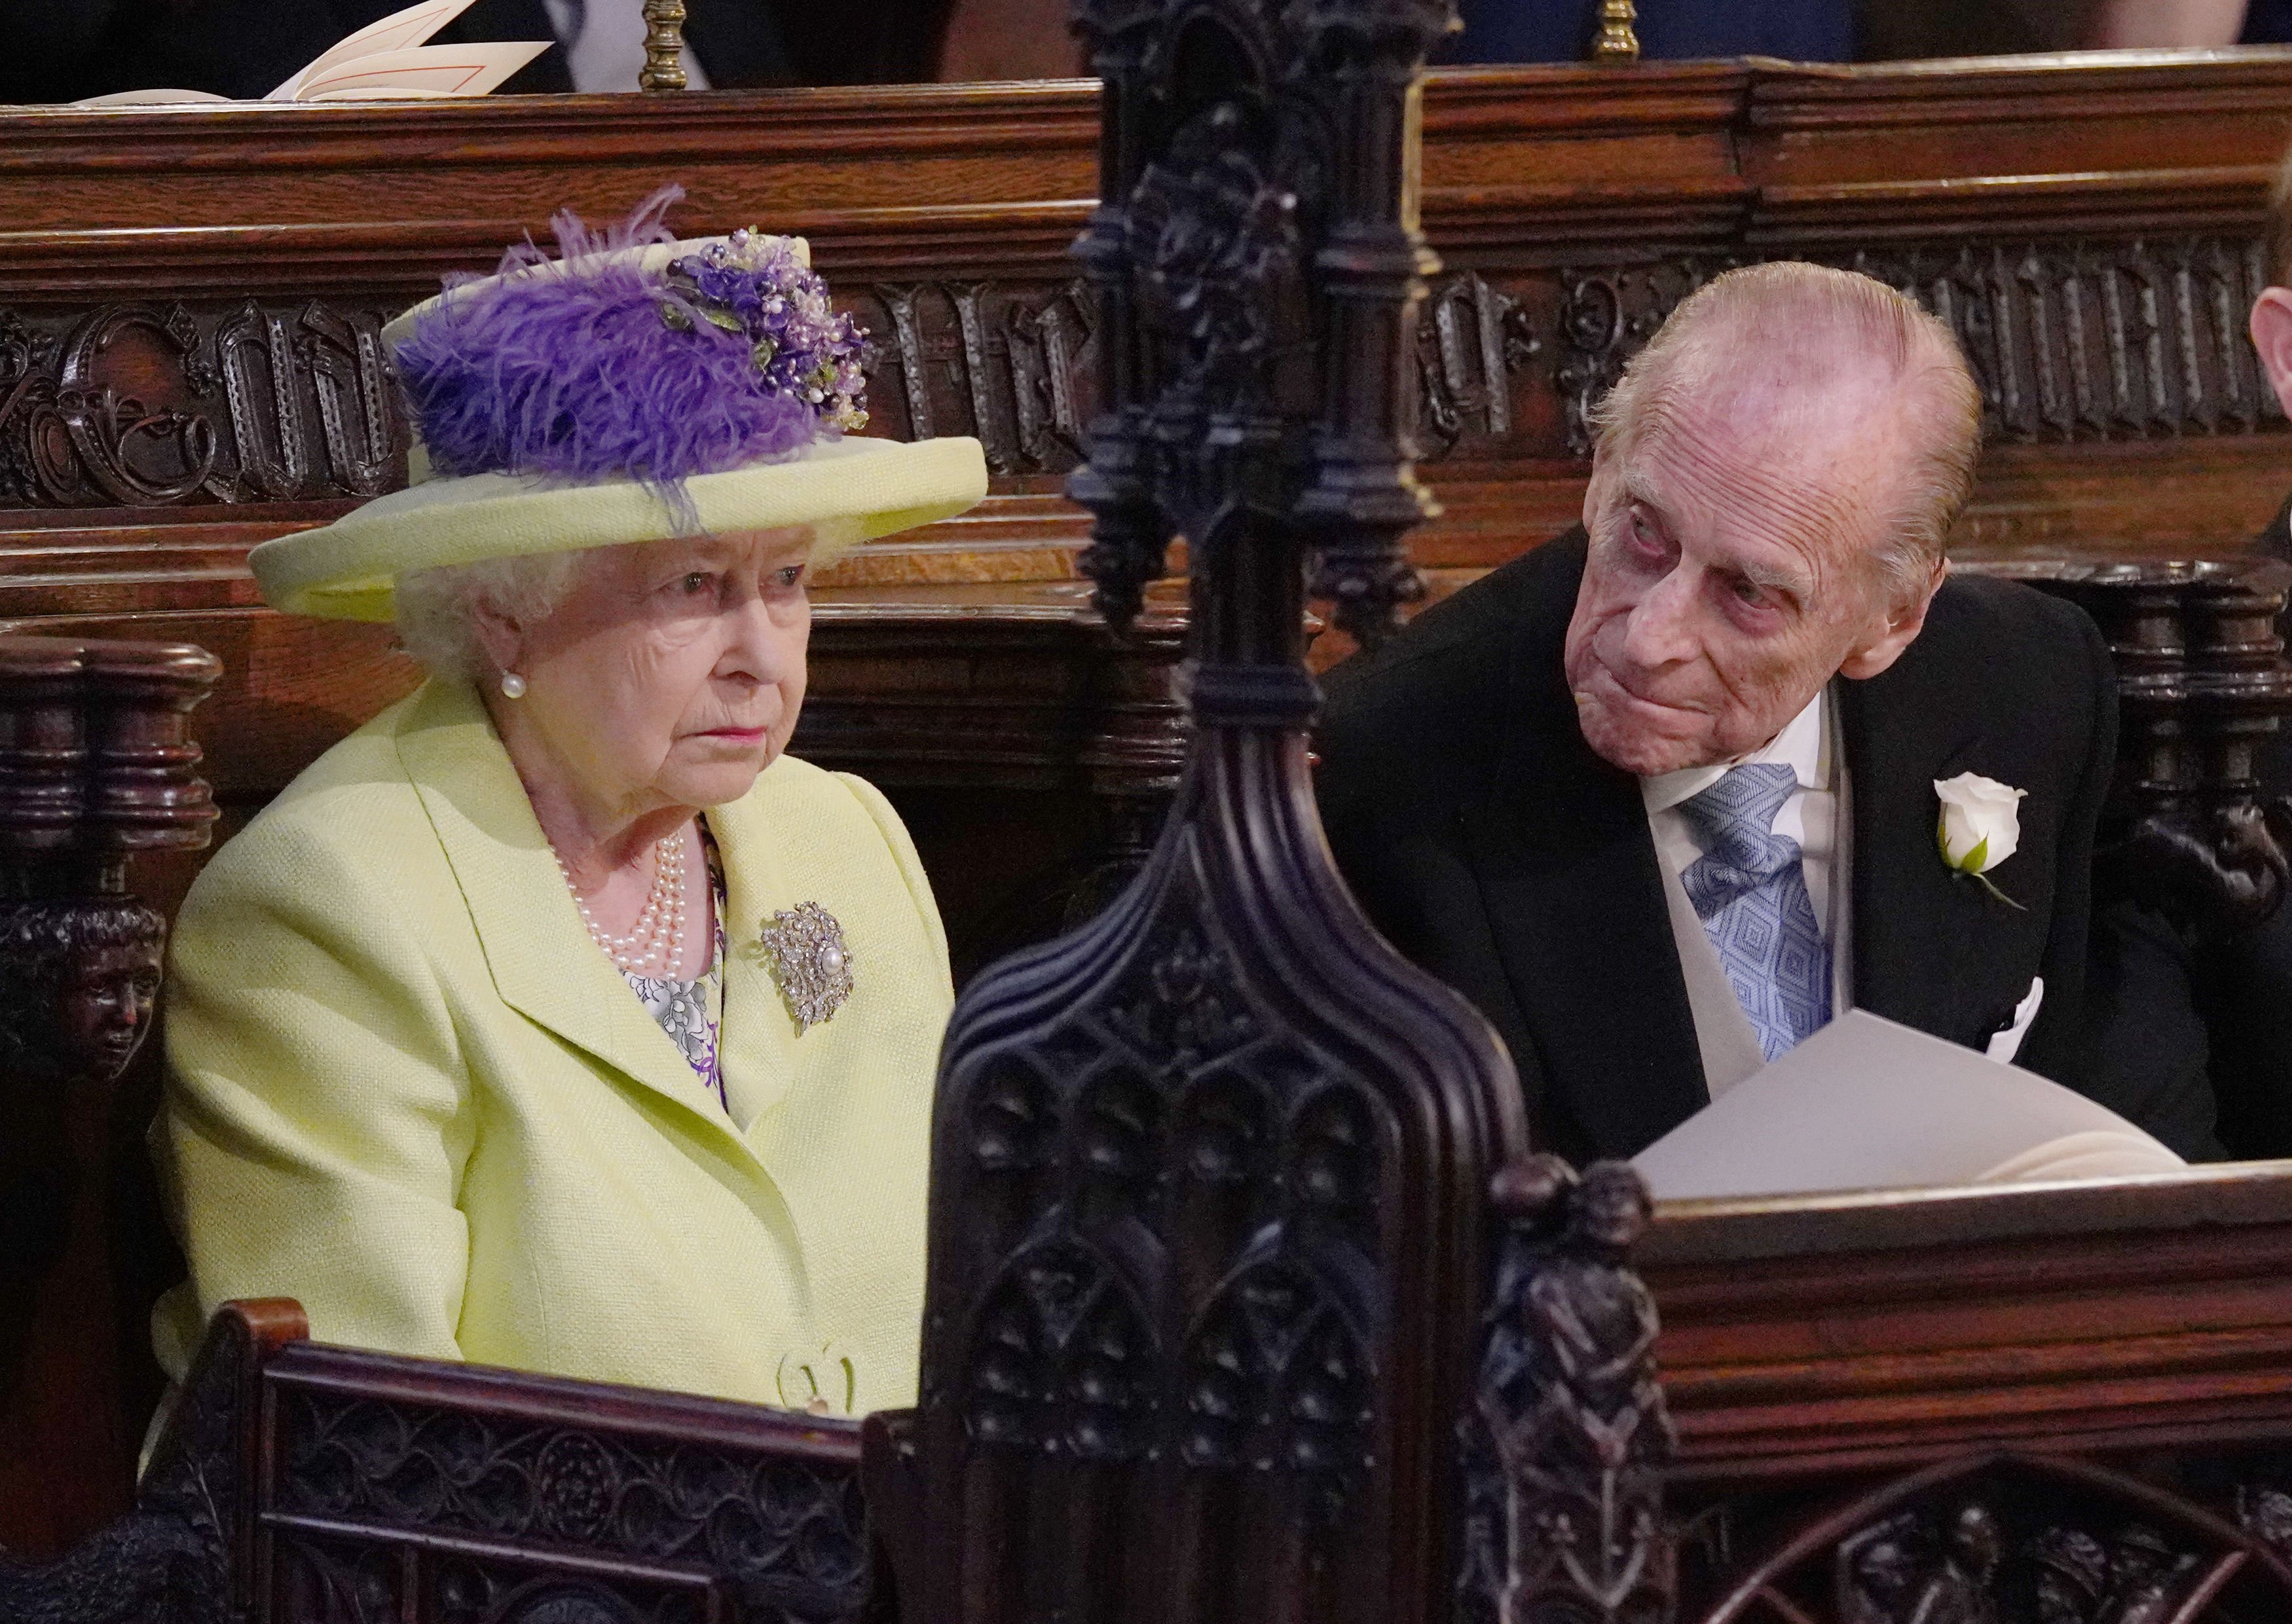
[1838,559,1944,681]
[2252,287,2292,421]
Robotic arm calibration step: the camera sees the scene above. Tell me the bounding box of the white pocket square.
[1984,976,2044,1065]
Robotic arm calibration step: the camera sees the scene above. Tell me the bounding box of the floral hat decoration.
[250,185,988,622]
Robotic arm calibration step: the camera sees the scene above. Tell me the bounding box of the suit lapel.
[1840,656,2042,1048]
[392,679,766,1161]
[1456,541,1708,1160]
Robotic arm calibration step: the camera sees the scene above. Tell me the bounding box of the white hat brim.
[249,434,989,623]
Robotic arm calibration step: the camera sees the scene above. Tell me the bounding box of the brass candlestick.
[1593,0,1640,62]
[639,0,690,91]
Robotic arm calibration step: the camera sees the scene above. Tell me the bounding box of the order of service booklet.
[1631,1008,2187,1201]
[72,0,549,106]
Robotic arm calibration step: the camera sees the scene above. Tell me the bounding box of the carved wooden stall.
[10,41,2292,1619]
[4,54,2292,917]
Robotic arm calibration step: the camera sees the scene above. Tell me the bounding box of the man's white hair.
[394,551,585,680]
[1587,261,1984,606]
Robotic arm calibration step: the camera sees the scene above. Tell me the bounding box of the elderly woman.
[150,190,986,1416]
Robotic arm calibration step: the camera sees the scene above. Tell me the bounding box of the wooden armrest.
[5,1300,881,1624]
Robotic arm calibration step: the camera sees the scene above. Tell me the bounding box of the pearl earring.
[500,672,527,699]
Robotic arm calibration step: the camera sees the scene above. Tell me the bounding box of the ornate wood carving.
[2003,561,2292,939]
[1544,238,2287,460]
[4,1297,873,1624]
[1458,1157,1674,1624]
[1416,273,1538,464]
[0,302,400,508]
[858,280,1100,475]
[0,636,218,1476]
[1686,1454,2292,1623]
[260,1344,870,1624]
[0,1299,299,1624]
[112,232,2227,500]
[891,0,1525,1616]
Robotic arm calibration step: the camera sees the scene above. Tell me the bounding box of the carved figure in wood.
[0,635,217,1471]
[2024,563,2292,943]
[0,898,164,1090]
[1841,1504,2006,1624]
[1459,1155,1673,1624]
[1697,1456,2292,1624]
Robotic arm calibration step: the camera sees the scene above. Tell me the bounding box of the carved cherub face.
[1574,1164,1653,1251]
[0,901,168,1086]
[56,934,164,1082]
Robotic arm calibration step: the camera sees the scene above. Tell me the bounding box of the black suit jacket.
[1314,529,2118,1164]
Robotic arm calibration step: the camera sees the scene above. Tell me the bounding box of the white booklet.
[73,0,548,106]
[1632,1009,2185,1201]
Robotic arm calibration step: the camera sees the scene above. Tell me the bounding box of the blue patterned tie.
[1677,763,1832,1062]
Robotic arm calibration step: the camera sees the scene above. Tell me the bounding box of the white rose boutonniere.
[1934,772,2028,910]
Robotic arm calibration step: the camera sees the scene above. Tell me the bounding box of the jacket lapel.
[1456,544,1708,1160]
[392,679,766,1157]
[707,788,802,1130]
[1840,656,2042,1048]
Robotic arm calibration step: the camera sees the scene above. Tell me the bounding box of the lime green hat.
[250,194,988,623]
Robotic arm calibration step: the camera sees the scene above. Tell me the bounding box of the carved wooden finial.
[1593,0,1640,62]
[0,636,218,1087]
[638,0,690,92]
[898,0,1526,1608]
[0,637,220,888]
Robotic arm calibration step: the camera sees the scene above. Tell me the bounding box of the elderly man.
[1316,262,2134,1164]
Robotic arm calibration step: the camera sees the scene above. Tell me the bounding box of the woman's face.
[488,526,814,821]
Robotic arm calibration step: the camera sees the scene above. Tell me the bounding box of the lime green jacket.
[153,678,952,1416]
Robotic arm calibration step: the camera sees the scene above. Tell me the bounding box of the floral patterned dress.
[621,826,730,1112]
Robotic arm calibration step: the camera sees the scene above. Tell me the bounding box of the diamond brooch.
[755,902,855,1033]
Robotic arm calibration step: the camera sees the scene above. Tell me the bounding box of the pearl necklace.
[555,829,688,978]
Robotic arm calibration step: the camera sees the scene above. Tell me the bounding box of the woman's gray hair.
[394,550,585,680]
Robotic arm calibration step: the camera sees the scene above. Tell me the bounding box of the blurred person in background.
[2084,0,2292,44]
[1442,0,1852,65]
[0,0,791,102]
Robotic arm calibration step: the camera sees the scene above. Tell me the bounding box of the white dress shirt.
[1640,688,1855,1097]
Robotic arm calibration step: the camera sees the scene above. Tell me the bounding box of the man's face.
[1563,358,1938,777]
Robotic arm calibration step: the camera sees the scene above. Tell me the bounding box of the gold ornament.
[1592,0,1639,62]
[640,0,690,92]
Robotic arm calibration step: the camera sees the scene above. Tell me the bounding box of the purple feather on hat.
[394,184,870,530]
